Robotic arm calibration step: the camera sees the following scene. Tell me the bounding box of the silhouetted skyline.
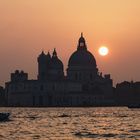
[0,0,140,86]
[5,34,114,107]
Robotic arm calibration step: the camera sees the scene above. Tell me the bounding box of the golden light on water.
[98,46,109,56]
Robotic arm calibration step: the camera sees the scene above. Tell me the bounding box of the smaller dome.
[38,51,47,61]
[50,49,63,69]
[38,51,51,63]
[50,57,63,69]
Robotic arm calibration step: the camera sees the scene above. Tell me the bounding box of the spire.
[41,48,45,54]
[46,51,51,59]
[39,50,46,57]
[81,32,83,37]
[52,48,57,57]
[47,51,51,56]
[79,32,84,41]
[77,32,87,51]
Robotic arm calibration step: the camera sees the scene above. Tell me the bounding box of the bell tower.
[37,51,51,81]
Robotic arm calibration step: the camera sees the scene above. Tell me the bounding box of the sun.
[98,46,109,56]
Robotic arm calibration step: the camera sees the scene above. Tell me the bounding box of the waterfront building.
[5,34,114,106]
[115,81,140,105]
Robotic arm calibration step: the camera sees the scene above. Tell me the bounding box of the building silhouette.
[115,81,140,106]
[0,86,6,106]
[5,34,114,107]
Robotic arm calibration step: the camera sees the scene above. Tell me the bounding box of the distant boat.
[128,104,140,108]
[0,113,10,121]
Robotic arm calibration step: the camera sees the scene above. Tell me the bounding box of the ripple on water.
[74,131,99,138]
[74,131,120,138]
[130,129,140,133]
[0,107,140,140]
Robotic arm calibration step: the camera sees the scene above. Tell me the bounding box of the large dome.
[68,50,96,67]
[68,33,97,67]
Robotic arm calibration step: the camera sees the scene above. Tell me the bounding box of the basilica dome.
[68,50,96,67]
[68,33,97,67]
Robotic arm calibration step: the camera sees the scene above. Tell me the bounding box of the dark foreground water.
[0,107,140,140]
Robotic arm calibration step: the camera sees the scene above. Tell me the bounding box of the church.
[5,34,114,107]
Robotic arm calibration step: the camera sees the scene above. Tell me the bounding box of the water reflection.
[0,107,140,140]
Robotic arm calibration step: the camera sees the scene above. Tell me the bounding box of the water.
[0,107,140,140]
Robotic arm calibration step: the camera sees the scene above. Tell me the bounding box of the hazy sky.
[0,0,140,86]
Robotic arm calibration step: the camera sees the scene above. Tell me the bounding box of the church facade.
[5,34,114,107]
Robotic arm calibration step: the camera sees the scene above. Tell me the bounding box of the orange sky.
[0,0,140,86]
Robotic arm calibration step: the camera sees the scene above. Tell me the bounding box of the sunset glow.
[0,0,140,85]
[99,47,109,56]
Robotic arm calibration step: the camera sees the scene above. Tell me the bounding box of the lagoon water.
[0,107,140,140]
